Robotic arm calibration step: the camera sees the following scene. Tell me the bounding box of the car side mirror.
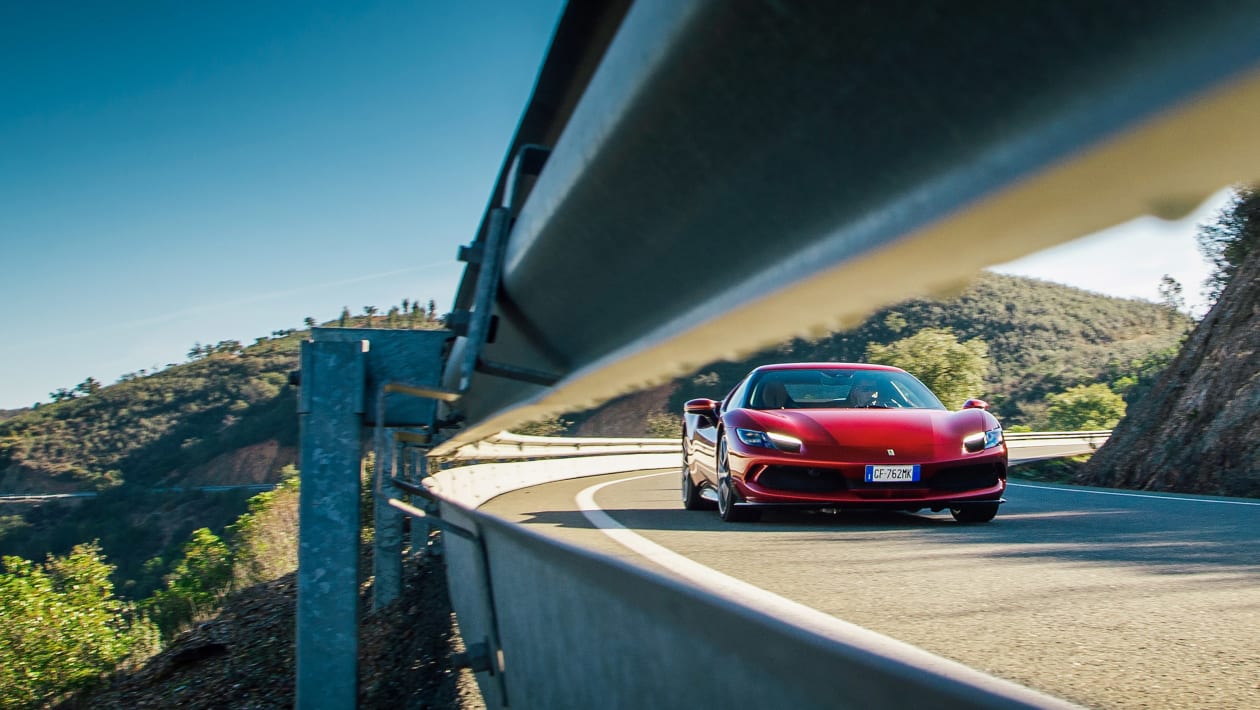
[684,398,719,417]
[962,398,989,410]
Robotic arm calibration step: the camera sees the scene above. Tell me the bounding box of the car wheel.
[951,503,999,523]
[716,437,759,523]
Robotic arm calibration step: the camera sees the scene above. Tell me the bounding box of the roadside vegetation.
[566,271,1191,438]
[0,471,298,707]
[0,301,443,707]
[1078,185,1260,497]
[4,186,1254,707]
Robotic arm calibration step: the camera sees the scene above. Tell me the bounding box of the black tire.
[951,503,999,523]
[681,457,713,511]
[716,437,759,523]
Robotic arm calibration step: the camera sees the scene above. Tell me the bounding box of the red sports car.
[682,363,1007,523]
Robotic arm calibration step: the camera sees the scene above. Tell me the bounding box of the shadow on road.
[508,500,1260,579]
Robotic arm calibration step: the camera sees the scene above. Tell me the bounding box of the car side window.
[722,377,751,413]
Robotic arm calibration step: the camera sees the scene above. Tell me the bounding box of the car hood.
[741,407,995,462]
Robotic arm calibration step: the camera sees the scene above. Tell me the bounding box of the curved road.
[482,469,1260,709]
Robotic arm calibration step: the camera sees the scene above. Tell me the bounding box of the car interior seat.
[760,380,791,409]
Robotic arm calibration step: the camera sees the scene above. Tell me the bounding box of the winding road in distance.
[482,469,1260,709]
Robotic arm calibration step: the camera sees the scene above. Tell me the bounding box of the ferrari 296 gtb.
[681,363,1007,523]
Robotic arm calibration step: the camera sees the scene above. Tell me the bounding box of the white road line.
[575,471,1079,709]
[1008,482,1260,506]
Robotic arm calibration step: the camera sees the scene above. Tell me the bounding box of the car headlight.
[963,427,1003,453]
[735,428,803,453]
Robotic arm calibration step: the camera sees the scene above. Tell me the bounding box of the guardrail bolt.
[453,640,495,674]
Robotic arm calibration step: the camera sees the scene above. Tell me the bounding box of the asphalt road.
[481,469,1260,710]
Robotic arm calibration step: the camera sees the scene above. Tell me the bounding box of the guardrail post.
[402,443,434,558]
[372,407,402,610]
[296,338,366,709]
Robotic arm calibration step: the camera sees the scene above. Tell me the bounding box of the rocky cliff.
[1078,238,1259,496]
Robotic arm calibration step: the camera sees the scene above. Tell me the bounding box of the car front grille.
[928,463,1005,491]
[753,461,1005,494]
[755,465,849,493]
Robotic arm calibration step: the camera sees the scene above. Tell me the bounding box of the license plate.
[865,464,920,482]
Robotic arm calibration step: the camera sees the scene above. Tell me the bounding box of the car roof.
[751,362,905,374]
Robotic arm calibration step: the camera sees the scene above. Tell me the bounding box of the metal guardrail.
[440,429,1112,464]
[434,0,1260,455]
[292,322,1110,708]
[411,432,1100,709]
[1006,430,1112,463]
[434,482,1078,710]
[0,483,277,503]
[1006,431,1111,443]
[446,431,678,461]
[297,0,1260,705]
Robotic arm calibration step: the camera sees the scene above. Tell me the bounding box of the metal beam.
[435,0,1260,454]
[296,338,366,708]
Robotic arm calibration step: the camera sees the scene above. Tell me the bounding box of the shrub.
[1044,384,1127,431]
[0,543,158,707]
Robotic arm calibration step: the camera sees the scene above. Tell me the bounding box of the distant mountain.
[0,309,443,595]
[574,272,1190,434]
[1079,235,1260,497]
[0,337,301,495]
[0,277,1194,590]
[0,334,303,593]
[0,408,27,423]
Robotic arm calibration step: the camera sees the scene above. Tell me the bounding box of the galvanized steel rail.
[446,431,678,461]
[412,431,1102,709]
[296,0,1260,706]
[440,429,1110,465]
[435,0,1260,455]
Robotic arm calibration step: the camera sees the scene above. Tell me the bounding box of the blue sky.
[0,0,566,409]
[0,1,1230,410]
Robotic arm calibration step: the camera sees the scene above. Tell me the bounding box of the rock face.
[1078,242,1259,497]
[163,440,297,487]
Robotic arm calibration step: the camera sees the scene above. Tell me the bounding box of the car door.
[686,401,720,482]
[689,376,750,484]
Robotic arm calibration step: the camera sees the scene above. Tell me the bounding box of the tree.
[339,307,351,327]
[865,328,989,409]
[227,470,300,587]
[363,305,378,327]
[303,316,316,329]
[74,377,102,397]
[427,299,437,323]
[211,340,243,356]
[49,387,78,403]
[645,412,681,438]
[1197,185,1259,303]
[1043,383,1127,430]
[692,371,721,388]
[512,416,572,437]
[0,543,157,706]
[143,528,233,638]
[1157,274,1185,326]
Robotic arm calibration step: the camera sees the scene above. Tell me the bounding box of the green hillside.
[0,306,442,596]
[0,278,1186,593]
[1,338,300,492]
[576,272,1190,433]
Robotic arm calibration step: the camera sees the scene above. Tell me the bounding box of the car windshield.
[747,368,946,410]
